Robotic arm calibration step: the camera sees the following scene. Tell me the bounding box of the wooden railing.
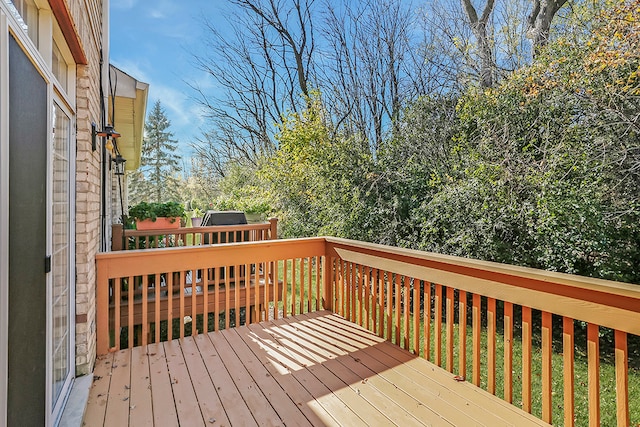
[324,237,639,427]
[110,218,278,251]
[96,237,329,354]
[96,236,639,426]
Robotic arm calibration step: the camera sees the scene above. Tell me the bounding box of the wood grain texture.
[85,311,548,426]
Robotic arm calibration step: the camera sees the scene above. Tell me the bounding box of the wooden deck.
[83,311,549,426]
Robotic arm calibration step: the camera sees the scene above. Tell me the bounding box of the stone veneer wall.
[71,0,104,375]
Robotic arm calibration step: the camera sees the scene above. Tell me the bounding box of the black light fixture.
[92,122,121,151]
[112,154,126,175]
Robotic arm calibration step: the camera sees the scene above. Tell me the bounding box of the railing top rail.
[122,222,272,237]
[97,237,326,278]
[325,236,640,298]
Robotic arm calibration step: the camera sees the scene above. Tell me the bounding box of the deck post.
[111,223,123,251]
[269,217,278,240]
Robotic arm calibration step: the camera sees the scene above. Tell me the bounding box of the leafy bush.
[128,201,185,222]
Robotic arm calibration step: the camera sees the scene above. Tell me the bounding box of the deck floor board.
[84,311,549,426]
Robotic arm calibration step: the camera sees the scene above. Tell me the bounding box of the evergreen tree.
[129,100,181,204]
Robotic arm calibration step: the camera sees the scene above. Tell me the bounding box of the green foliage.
[129,100,182,204]
[209,162,273,215]
[128,201,185,223]
[188,1,640,285]
[410,0,640,282]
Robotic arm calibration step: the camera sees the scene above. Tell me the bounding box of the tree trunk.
[461,0,496,88]
[526,0,568,56]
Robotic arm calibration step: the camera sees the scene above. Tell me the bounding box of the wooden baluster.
[252,263,262,323]
[128,276,135,347]
[299,258,305,315]
[615,330,629,427]
[265,261,272,319]
[458,290,467,379]
[588,323,600,426]
[213,269,219,331]
[156,273,161,342]
[394,274,401,346]
[403,276,410,351]
[274,260,280,320]
[504,302,513,403]
[359,265,365,327]
[224,266,230,329]
[563,316,575,427]
[371,268,378,334]
[435,284,443,367]
[472,293,481,387]
[413,280,420,356]
[235,264,242,326]
[344,262,351,321]
[307,257,313,313]
[292,259,298,316]
[315,256,321,312]
[142,275,149,345]
[424,282,431,362]
[487,297,497,394]
[282,260,289,318]
[376,269,381,330]
[386,271,392,341]
[336,260,342,317]
[203,269,208,333]
[522,306,532,413]
[446,286,454,372]
[244,263,250,325]
[541,312,552,421]
[114,277,121,350]
[351,262,357,324]
[378,270,384,339]
[364,266,371,331]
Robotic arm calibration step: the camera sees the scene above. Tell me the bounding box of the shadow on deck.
[83,311,547,426]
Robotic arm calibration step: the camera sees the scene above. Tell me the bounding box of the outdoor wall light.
[112,154,126,175]
[92,122,121,151]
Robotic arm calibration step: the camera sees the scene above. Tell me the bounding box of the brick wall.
[72,0,104,375]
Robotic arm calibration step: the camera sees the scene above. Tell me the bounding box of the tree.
[321,0,423,153]
[190,0,316,174]
[461,0,497,87]
[129,100,181,204]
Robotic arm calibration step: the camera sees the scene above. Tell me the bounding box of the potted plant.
[190,207,204,227]
[128,201,185,230]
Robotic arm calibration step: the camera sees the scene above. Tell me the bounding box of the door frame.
[48,97,76,424]
[0,9,10,427]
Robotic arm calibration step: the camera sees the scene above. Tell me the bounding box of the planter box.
[135,217,181,230]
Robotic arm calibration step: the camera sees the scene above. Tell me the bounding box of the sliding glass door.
[51,103,73,418]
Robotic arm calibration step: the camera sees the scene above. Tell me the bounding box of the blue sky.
[109,0,231,154]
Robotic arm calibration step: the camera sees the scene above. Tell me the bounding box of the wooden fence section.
[324,237,640,427]
[96,236,640,426]
[111,218,278,251]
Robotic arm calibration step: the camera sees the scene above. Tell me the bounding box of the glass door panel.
[51,103,71,412]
